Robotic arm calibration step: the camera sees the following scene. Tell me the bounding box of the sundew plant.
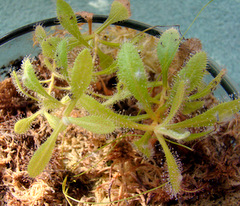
[12,0,240,200]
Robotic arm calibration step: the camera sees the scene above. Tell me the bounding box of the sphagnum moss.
[3,0,239,205]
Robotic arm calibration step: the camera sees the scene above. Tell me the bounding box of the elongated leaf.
[22,58,60,105]
[14,111,41,134]
[155,133,182,196]
[94,61,118,76]
[95,0,131,34]
[55,39,68,78]
[133,131,153,158]
[56,0,89,47]
[66,116,115,134]
[97,48,114,70]
[41,37,62,59]
[11,71,39,101]
[184,129,213,141]
[166,99,240,129]
[28,136,56,177]
[157,28,180,88]
[42,98,63,110]
[77,94,149,131]
[43,58,54,73]
[155,126,190,140]
[117,43,155,118]
[162,80,185,126]
[189,69,226,100]
[34,25,46,44]
[77,94,134,128]
[102,88,131,106]
[44,112,60,129]
[178,51,207,93]
[27,122,66,177]
[182,100,205,115]
[71,49,93,99]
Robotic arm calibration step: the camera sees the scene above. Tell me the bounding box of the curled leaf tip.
[14,112,40,134]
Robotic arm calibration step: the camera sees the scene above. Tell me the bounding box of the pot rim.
[0,15,163,45]
[0,15,238,99]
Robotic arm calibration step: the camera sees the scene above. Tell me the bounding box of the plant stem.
[48,74,55,94]
[63,99,78,117]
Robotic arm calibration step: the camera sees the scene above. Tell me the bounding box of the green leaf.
[44,112,60,129]
[22,58,61,105]
[157,28,180,88]
[155,126,190,140]
[77,94,150,131]
[97,48,114,70]
[27,122,66,177]
[95,0,131,34]
[43,58,54,73]
[102,88,131,106]
[71,49,93,99]
[34,25,46,44]
[166,99,240,129]
[42,98,64,110]
[28,136,56,178]
[178,51,207,93]
[77,94,133,127]
[66,116,115,134]
[55,39,69,78]
[11,71,39,101]
[162,80,185,126]
[133,131,153,158]
[60,94,71,104]
[66,36,81,51]
[182,100,205,115]
[117,42,155,119]
[56,0,89,47]
[189,69,226,100]
[94,61,118,76]
[14,111,41,134]
[184,129,213,141]
[155,133,182,196]
[41,37,62,59]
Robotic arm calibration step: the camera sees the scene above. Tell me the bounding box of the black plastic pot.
[0,15,238,99]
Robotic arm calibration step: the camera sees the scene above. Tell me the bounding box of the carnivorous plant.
[12,0,239,199]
